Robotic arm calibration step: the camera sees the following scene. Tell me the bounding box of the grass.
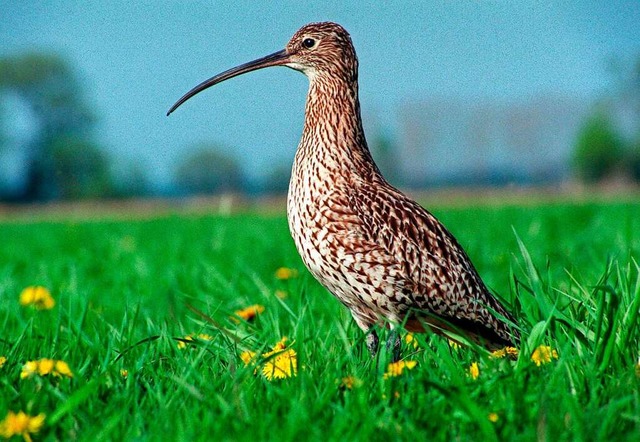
[1,199,640,440]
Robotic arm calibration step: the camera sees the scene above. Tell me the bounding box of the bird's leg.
[366,328,379,357]
[386,328,402,362]
[352,313,379,358]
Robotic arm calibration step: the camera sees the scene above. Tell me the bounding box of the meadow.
[1,198,639,441]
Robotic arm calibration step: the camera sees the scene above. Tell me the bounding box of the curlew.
[168,22,518,359]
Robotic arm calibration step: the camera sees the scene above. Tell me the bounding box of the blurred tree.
[572,110,624,182]
[629,140,640,181]
[0,51,112,200]
[369,129,400,185]
[261,162,291,195]
[622,56,640,180]
[610,55,640,129]
[113,163,151,198]
[606,53,640,182]
[0,99,6,152]
[174,143,244,194]
[49,135,112,199]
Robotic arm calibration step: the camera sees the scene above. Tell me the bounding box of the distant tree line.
[0,51,400,201]
[0,51,270,202]
[2,50,638,202]
[0,52,112,201]
[572,56,640,183]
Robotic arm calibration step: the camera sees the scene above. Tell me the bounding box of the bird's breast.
[286,155,335,282]
[285,154,404,322]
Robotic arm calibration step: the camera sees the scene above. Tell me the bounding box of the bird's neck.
[296,77,381,183]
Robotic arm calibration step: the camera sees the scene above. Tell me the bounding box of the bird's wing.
[341,180,515,345]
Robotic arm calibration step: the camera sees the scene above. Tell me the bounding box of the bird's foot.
[366,329,379,358]
[386,329,401,362]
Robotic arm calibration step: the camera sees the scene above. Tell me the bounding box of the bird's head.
[285,22,358,82]
[167,22,357,116]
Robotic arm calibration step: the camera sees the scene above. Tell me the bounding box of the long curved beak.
[167,49,290,116]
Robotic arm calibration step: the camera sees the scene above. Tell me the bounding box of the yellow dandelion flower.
[261,347,297,380]
[177,335,194,349]
[468,362,480,380]
[0,356,6,368]
[383,360,418,379]
[177,333,212,349]
[531,345,558,366]
[120,369,129,379]
[20,361,38,379]
[38,359,55,376]
[405,333,418,349]
[240,350,257,366]
[240,338,298,380]
[0,410,45,442]
[491,346,519,359]
[233,304,265,322]
[488,412,499,422]
[54,360,73,378]
[269,337,289,352]
[506,347,519,358]
[261,337,296,380]
[491,348,505,358]
[21,359,73,379]
[275,267,298,280]
[339,375,362,390]
[19,286,55,310]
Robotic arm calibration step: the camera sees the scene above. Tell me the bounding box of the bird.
[168,22,519,360]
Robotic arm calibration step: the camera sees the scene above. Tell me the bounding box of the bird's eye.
[302,38,317,49]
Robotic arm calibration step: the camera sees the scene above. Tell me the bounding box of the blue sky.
[2,1,640,187]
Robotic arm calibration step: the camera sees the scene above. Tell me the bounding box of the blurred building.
[399,95,591,187]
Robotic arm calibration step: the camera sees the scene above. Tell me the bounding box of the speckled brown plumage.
[168,22,519,358]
